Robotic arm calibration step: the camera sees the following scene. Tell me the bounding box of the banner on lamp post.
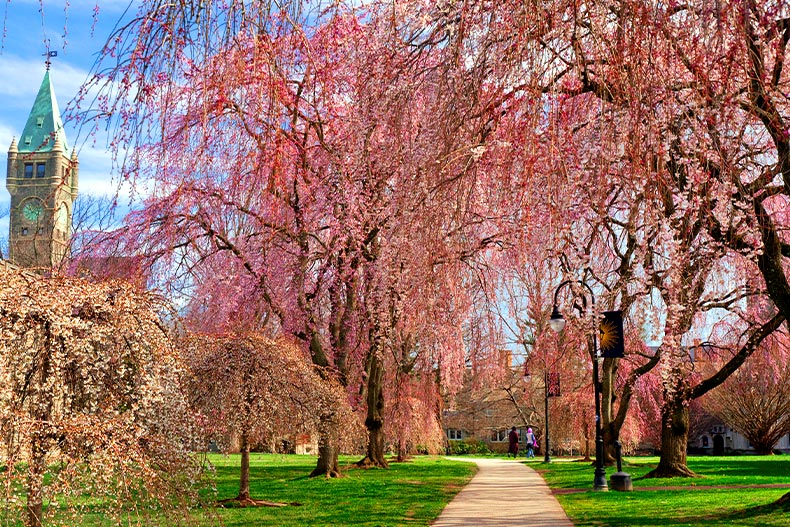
[547,372,561,397]
[599,310,625,358]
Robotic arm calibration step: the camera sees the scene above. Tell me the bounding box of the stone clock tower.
[6,69,78,269]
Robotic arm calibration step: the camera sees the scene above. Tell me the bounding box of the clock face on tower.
[22,200,44,222]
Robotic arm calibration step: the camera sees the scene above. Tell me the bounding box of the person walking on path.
[525,427,536,458]
[433,457,574,526]
[507,426,520,458]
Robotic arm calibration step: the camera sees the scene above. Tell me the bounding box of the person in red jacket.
[507,427,520,458]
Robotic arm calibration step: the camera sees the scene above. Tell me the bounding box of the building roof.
[18,70,69,154]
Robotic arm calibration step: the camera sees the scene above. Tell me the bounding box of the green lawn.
[205,454,476,526]
[533,456,790,527]
[5,454,788,526]
[1,454,476,526]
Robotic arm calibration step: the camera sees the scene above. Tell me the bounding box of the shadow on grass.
[723,493,790,519]
[583,508,788,527]
[679,498,790,527]
[573,492,790,527]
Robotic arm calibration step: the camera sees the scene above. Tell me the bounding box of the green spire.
[18,70,68,154]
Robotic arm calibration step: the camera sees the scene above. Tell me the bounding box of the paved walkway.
[432,458,574,527]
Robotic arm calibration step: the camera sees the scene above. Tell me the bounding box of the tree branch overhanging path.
[49,0,790,500]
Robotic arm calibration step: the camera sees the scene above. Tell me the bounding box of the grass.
[204,454,476,526]
[1,454,476,526]
[532,455,790,527]
[5,453,788,526]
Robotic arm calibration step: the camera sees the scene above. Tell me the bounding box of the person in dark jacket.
[507,427,520,458]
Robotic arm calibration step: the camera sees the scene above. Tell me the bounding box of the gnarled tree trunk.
[646,396,697,478]
[311,442,342,478]
[310,414,342,478]
[357,351,388,468]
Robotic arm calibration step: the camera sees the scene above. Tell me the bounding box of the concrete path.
[432,458,574,527]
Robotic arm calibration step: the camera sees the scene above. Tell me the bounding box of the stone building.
[6,68,78,269]
[691,423,790,455]
[442,351,539,454]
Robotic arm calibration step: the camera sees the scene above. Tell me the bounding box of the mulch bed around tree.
[218,497,302,507]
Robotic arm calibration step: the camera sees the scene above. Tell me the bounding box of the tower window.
[36,163,46,178]
[21,228,28,236]
[36,116,44,127]
[24,163,34,178]
[24,135,32,145]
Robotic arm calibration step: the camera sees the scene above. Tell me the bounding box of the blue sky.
[0,1,133,240]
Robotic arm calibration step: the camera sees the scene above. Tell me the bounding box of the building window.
[24,163,34,178]
[24,135,32,146]
[702,436,709,447]
[490,429,508,442]
[447,429,463,441]
[21,227,28,236]
[36,163,46,178]
[484,409,493,417]
[36,116,44,127]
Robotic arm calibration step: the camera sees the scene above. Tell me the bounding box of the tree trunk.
[602,423,617,466]
[600,358,617,465]
[397,435,407,462]
[357,351,389,468]
[25,435,46,527]
[306,326,344,479]
[748,436,777,456]
[582,422,591,462]
[310,415,342,478]
[646,397,697,478]
[310,440,342,478]
[237,432,250,500]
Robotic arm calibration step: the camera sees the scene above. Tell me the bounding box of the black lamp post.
[549,280,608,491]
[543,371,551,463]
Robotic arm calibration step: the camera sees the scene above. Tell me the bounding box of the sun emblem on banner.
[599,319,620,353]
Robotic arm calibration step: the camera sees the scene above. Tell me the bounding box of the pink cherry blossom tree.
[74,0,790,488]
[82,0,520,475]
[436,0,790,476]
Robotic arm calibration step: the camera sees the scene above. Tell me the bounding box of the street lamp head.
[549,305,566,333]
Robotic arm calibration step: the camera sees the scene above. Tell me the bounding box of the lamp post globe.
[549,306,566,333]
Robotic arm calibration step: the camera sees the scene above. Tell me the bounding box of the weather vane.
[43,41,57,70]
